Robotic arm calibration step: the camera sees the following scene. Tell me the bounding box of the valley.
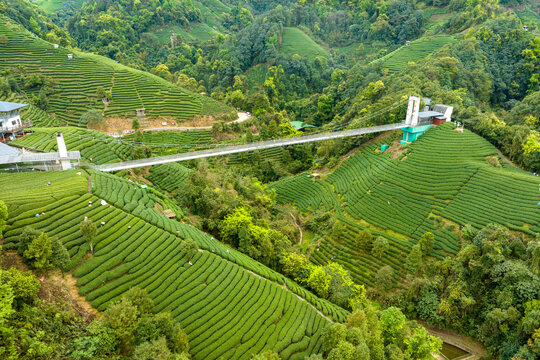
[0,0,539,359]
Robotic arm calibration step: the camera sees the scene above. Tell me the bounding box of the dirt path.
[105,111,252,136]
[496,149,517,168]
[421,322,487,360]
[289,212,303,244]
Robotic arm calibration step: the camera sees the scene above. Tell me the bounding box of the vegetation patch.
[280,27,329,59]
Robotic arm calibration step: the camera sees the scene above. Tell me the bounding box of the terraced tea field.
[0,16,231,126]
[124,130,215,148]
[11,127,132,164]
[272,123,540,284]
[377,35,456,73]
[280,27,329,59]
[1,170,348,360]
[146,163,194,193]
[0,170,87,218]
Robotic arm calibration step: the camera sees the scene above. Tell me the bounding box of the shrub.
[80,109,104,128]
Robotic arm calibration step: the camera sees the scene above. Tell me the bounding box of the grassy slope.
[148,0,229,44]
[271,124,540,286]
[0,16,231,126]
[1,170,348,360]
[245,64,268,93]
[375,35,457,73]
[280,27,329,59]
[33,0,86,13]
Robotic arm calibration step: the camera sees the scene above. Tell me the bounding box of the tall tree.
[80,220,97,254]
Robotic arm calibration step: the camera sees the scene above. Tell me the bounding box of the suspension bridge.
[93,122,407,172]
[2,97,433,172]
[91,97,429,172]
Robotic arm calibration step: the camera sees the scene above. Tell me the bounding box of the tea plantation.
[0,170,348,360]
[280,27,329,59]
[271,123,540,285]
[376,35,456,73]
[146,163,194,193]
[0,16,231,126]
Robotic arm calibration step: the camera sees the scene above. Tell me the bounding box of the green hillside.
[0,16,231,126]
[280,27,329,59]
[152,24,222,43]
[271,123,540,286]
[376,35,457,73]
[0,170,348,360]
[33,0,85,13]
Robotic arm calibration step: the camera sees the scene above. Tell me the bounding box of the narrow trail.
[496,148,517,168]
[289,212,303,244]
[140,111,252,132]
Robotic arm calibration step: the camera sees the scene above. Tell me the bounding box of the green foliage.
[51,236,70,270]
[79,109,104,128]
[73,321,116,359]
[0,267,40,308]
[0,200,7,236]
[375,265,394,292]
[132,337,172,360]
[179,238,198,261]
[405,245,423,275]
[402,223,540,358]
[307,266,332,298]
[132,145,152,160]
[17,228,41,257]
[322,323,348,353]
[0,15,229,126]
[23,232,52,270]
[380,307,407,346]
[102,299,140,354]
[355,229,373,252]
[372,236,390,258]
[132,117,140,131]
[323,304,441,360]
[80,219,97,254]
[124,287,154,316]
[405,327,442,360]
[418,232,434,257]
[251,350,281,360]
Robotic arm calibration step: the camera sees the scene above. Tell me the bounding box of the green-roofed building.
[290,121,317,131]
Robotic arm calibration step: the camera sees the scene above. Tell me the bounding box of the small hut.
[67,53,73,59]
[163,209,176,220]
[53,44,59,49]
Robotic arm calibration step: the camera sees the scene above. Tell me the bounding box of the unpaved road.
[140,111,252,132]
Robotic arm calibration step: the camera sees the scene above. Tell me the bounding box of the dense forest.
[0,0,539,359]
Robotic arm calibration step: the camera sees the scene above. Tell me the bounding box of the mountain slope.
[0,15,232,126]
[0,170,348,360]
[271,123,540,286]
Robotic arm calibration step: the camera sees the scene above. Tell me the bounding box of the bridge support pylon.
[405,96,420,126]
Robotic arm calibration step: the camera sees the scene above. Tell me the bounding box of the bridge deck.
[93,122,406,172]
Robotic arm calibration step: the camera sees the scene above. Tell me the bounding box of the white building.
[0,101,30,140]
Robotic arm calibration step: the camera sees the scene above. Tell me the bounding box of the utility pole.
[171,32,177,49]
